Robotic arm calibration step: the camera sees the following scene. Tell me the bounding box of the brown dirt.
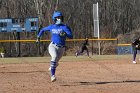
[0,57,140,93]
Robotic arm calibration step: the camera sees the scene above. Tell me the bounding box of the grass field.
[0,55,140,93]
[0,55,133,63]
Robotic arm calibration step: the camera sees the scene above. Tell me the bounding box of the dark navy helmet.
[52,11,63,21]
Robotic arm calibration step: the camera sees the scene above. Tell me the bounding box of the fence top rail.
[0,39,133,46]
[0,38,118,42]
[67,38,118,41]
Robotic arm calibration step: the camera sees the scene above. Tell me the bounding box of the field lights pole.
[93,2,100,55]
[97,2,100,55]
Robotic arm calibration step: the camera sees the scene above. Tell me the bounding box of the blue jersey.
[37,24,73,46]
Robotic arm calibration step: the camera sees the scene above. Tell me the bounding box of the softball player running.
[37,11,73,82]
[75,38,90,57]
[132,37,140,64]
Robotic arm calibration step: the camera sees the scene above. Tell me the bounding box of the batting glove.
[59,31,67,37]
[36,37,40,43]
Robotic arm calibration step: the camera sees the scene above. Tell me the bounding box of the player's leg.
[49,46,65,68]
[132,47,137,64]
[85,47,89,57]
[75,50,79,57]
[77,47,84,56]
[138,50,140,61]
[48,43,58,82]
[56,47,65,62]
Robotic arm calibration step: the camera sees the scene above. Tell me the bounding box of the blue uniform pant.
[133,47,140,61]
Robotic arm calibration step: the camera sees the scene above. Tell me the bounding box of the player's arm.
[36,25,51,42]
[37,26,50,38]
[132,39,138,48]
[64,26,73,39]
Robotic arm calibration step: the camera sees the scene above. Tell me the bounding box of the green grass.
[0,55,134,64]
[0,57,50,64]
[61,55,133,62]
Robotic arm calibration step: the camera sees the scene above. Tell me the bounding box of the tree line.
[0,0,140,56]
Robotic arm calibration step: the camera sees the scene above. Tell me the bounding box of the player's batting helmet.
[52,11,63,21]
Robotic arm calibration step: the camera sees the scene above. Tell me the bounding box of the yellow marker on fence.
[117,44,131,46]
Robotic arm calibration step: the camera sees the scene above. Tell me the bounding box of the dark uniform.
[132,37,140,63]
[76,38,89,57]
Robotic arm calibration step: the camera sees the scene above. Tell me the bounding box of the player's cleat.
[133,61,137,64]
[88,56,91,58]
[48,67,51,71]
[51,75,56,82]
[75,52,78,57]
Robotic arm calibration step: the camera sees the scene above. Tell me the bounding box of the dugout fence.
[117,44,132,54]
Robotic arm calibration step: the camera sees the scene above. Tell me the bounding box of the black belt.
[52,42,65,48]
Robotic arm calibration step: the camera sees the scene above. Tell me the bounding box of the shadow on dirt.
[60,80,140,86]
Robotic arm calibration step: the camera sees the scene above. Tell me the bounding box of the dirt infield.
[0,55,140,93]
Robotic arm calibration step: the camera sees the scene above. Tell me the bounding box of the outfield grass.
[0,55,134,64]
